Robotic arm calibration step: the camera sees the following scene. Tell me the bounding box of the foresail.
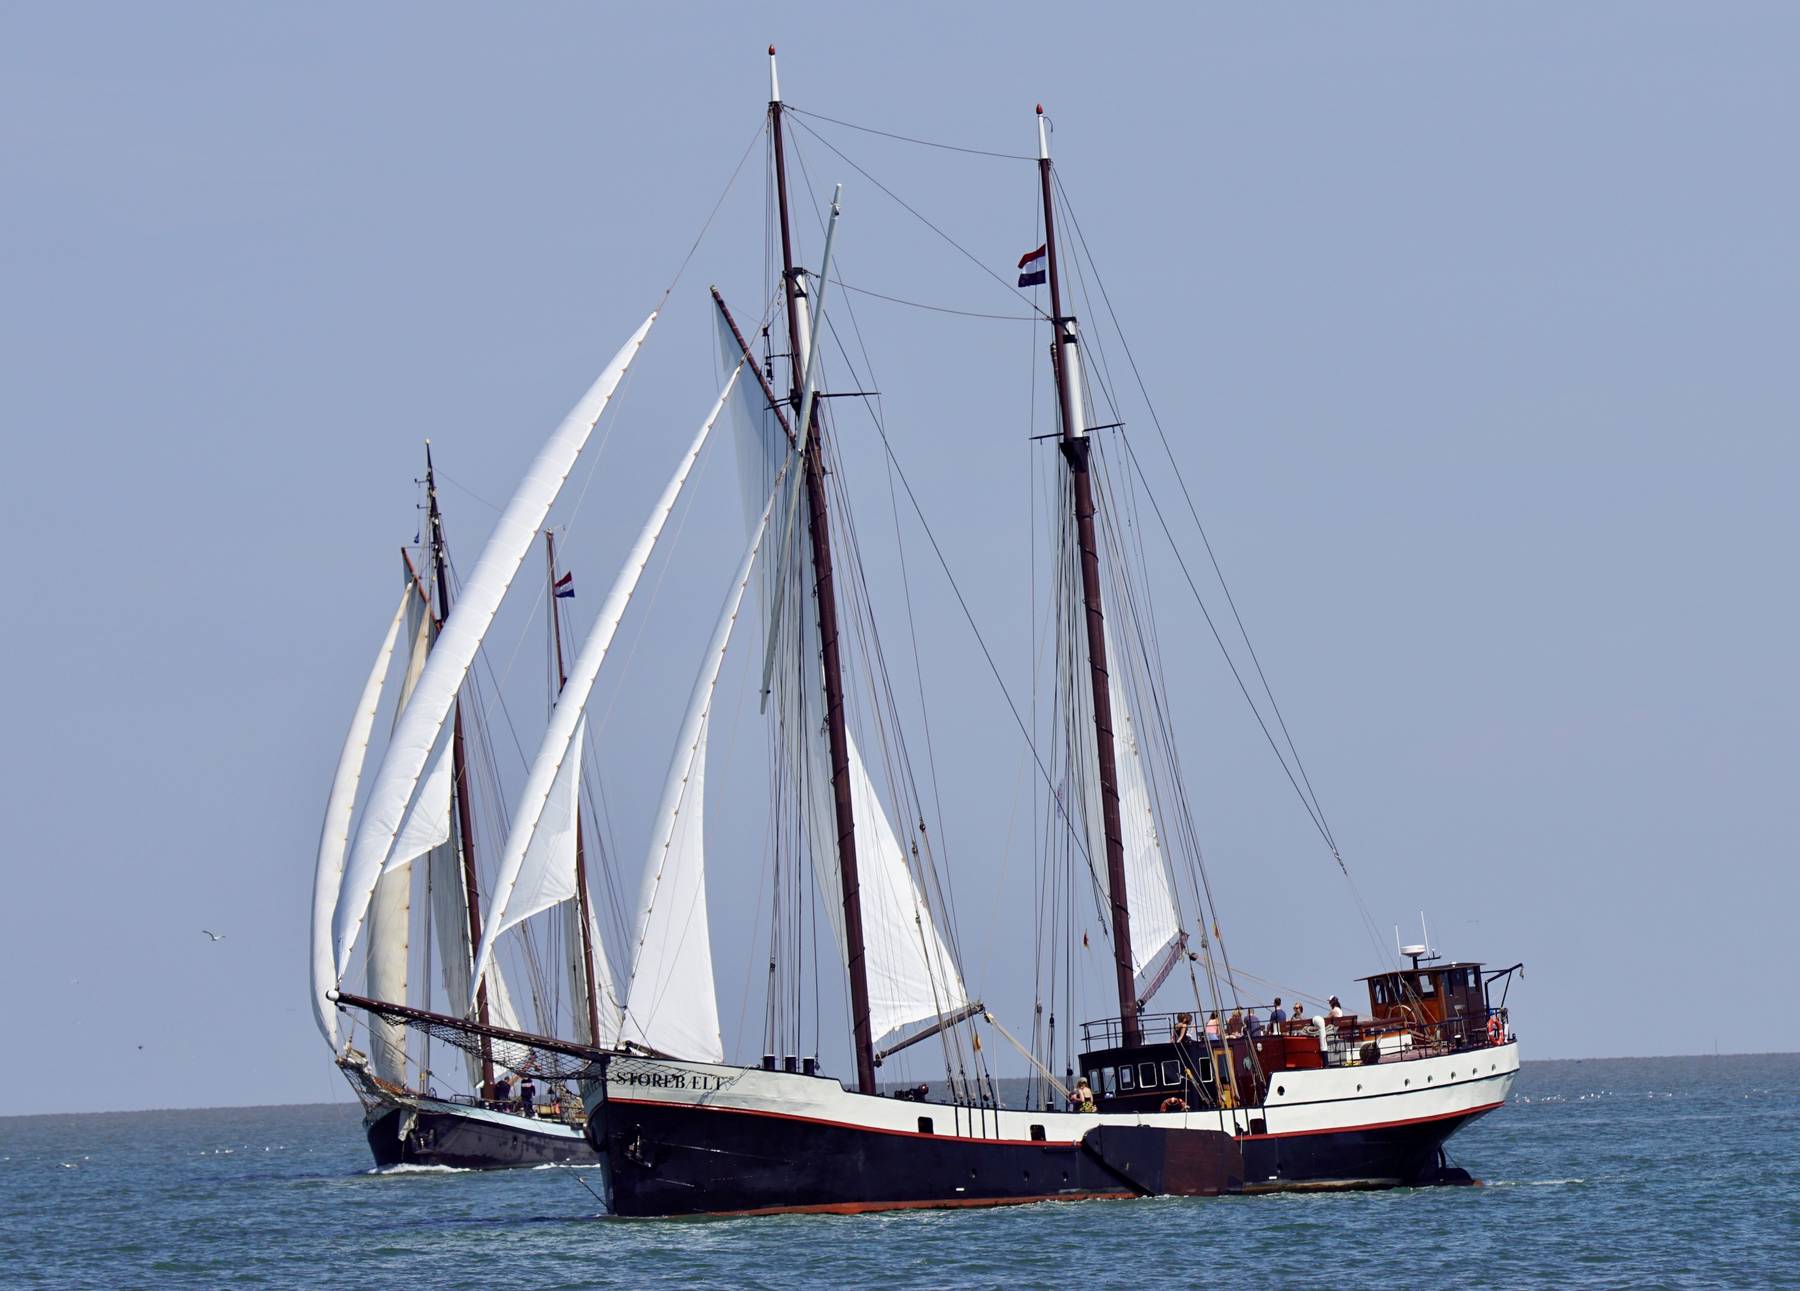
[472,363,743,993]
[622,471,780,1063]
[309,584,412,1050]
[491,717,584,937]
[385,735,453,872]
[332,312,656,981]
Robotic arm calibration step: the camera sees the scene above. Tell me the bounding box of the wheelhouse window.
[1096,1066,1117,1097]
[1138,1063,1158,1089]
[1161,1060,1181,1087]
[1118,1065,1136,1091]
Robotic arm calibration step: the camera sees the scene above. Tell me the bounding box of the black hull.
[366,1105,597,1171]
[598,1096,1488,1217]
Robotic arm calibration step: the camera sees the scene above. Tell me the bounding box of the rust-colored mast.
[546,530,603,1047]
[1035,106,1141,1046]
[424,443,498,1093]
[769,47,877,1094]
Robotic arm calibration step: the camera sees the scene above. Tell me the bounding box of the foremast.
[424,443,498,1095]
[1036,106,1142,1047]
[546,531,604,1047]
[769,47,878,1095]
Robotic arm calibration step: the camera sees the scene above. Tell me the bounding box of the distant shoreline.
[3,1051,1794,1121]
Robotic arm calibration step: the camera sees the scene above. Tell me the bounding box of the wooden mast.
[769,47,878,1095]
[424,443,498,1094]
[546,530,604,1047]
[1035,106,1142,1047]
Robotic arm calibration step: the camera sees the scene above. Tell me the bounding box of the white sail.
[333,312,656,980]
[492,717,585,938]
[1073,616,1184,989]
[367,583,433,1083]
[385,735,453,873]
[622,474,780,1062]
[309,584,412,1050]
[802,724,971,1044]
[562,893,620,1048]
[472,364,743,992]
[718,324,968,1044]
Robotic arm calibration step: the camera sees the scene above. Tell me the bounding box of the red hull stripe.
[604,1094,1502,1147]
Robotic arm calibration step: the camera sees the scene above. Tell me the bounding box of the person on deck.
[1269,998,1287,1032]
[1292,1004,1309,1030]
[1245,1008,1264,1038]
[1072,1077,1096,1113]
[491,1074,512,1106]
[1172,1012,1194,1044]
[1204,1012,1221,1042]
[1226,1008,1245,1038]
[519,1074,537,1114]
[1328,995,1344,1019]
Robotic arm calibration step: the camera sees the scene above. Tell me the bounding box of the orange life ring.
[1160,1096,1188,1113]
[1487,1015,1504,1046]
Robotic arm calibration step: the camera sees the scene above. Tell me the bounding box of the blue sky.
[2,4,1794,1116]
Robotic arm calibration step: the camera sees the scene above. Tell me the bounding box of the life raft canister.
[1487,1014,1504,1046]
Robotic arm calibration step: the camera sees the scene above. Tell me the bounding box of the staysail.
[471,363,743,994]
[621,471,782,1062]
[309,584,412,1050]
[332,313,656,980]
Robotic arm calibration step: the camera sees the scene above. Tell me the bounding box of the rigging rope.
[786,102,1036,161]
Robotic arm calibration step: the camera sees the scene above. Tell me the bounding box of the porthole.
[1355,1084,1362,1092]
[1427,1075,1433,1083]
[1404,1078,1410,1087]
[1276,1085,1285,1097]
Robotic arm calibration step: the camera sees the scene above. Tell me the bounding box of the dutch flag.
[553,571,575,599]
[1017,243,1047,288]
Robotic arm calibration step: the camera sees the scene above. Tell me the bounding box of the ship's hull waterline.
[588,1046,1517,1216]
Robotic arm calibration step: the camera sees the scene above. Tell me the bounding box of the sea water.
[2,1054,1795,1288]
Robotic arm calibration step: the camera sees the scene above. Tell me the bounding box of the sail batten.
[309,585,412,1050]
[471,364,743,994]
[331,312,656,981]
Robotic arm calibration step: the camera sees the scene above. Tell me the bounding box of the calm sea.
[2,1054,1794,1288]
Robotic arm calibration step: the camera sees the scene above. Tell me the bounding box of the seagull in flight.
[201,930,226,942]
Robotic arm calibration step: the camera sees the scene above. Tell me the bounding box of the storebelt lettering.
[615,1068,733,1092]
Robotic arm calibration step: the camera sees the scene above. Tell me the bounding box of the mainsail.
[309,584,412,1050]
[332,313,656,980]
[1071,613,1185,992]
[717,312,969,1044]
[621,472,783,1061]
[367,573,434,1083]
[470,364,742,996]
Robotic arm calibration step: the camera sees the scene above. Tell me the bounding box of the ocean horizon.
[3,1052,1794,1287]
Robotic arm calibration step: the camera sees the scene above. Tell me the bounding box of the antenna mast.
[769,47,877,1094]
[1036,107,1141,1047]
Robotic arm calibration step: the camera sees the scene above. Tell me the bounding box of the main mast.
[1036,107,1141,1047]
[546,531,603,1046]
[424,444,498,1094]
[769,47,877,1094]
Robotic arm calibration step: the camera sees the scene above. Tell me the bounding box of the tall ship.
[310,449,614,1168]
[333,49,1523,1212]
